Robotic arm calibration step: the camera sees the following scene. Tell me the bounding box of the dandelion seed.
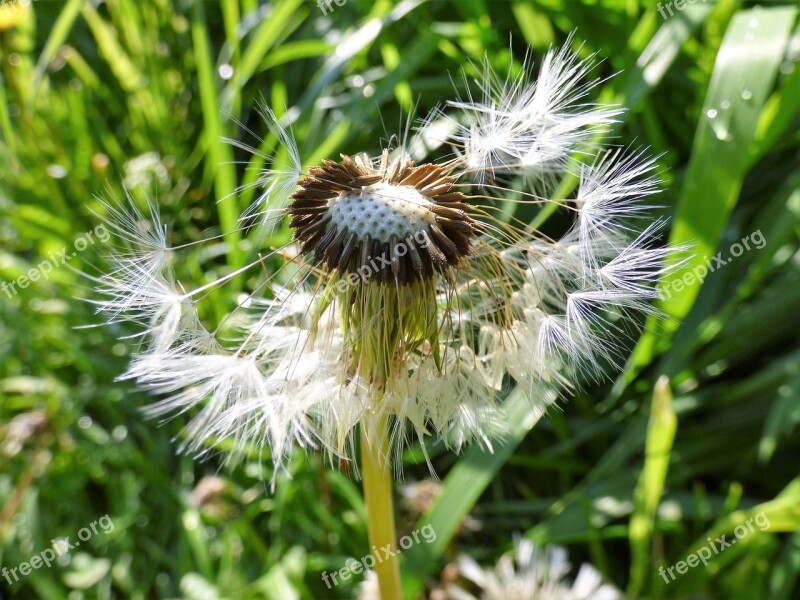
[225,103,303,232]
[449,34,622,188]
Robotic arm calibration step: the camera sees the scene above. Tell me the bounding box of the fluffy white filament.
[449,35,623,187]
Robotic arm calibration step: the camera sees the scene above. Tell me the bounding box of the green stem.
[360,419,402,600]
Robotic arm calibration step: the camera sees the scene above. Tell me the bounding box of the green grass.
[1,1,799,599]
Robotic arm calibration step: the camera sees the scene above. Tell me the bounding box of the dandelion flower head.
[91,38,672,474]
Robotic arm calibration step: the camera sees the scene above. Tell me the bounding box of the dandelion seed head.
[447,538,622,600]
[328,183,436,243]
[289,152,476,284]
[89,37,680,476]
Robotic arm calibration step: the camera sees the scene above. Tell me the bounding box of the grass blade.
[191,1,241,269]
[30,0,84,101]
[626,5,798,379]
[628,376,678,597]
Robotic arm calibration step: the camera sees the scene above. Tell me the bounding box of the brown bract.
[288,152,477,285]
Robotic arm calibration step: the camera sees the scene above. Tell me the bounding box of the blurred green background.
[1,0,799,598]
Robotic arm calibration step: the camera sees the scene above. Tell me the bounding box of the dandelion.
[91,40,672,599]
[447,538,622,600]
[122,152,171,190]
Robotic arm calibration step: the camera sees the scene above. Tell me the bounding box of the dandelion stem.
[360,418,402,600]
